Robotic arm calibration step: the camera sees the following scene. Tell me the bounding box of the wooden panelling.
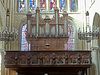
[30,37,68,51]
[4,51,92,68]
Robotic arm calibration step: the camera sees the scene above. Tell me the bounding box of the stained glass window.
[29,0,36,12]
[59,0,66,12]
[18,0,26,13]
[21,24,28,51]
[40,0,46,11]
[70,0,78,12]
[50,0,56,11]
[66,24,75,50]
[18,0,78,13]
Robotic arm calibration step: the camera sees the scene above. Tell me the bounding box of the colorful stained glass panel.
[18,0,26,12]
[29,0,36,11]
[50,0,56,11]
[59,0,66,12]
[40,0,46,11]
[21,24,28,51]
[66,24,74,50]
[70,0,78,12]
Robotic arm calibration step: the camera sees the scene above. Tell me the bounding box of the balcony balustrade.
[4,51,92,68]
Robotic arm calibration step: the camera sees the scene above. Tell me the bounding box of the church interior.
[0,0,100,75]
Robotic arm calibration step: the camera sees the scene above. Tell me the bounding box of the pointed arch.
[93,12,100,27]
[19,18,29,51]
[92,12,100,47]
[64,17,77,50]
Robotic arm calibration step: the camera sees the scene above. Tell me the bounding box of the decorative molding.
[4,51,92,68]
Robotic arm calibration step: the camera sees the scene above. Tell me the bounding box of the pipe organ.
[4,7,92,75]
[26,7,69,51]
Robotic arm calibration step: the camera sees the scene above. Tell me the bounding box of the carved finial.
[63,10,68,17]
[26,11,32,20]
[54,6,59,11]
[36,7,40,11]
[86,11,89,16]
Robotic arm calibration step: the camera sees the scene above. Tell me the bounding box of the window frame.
[17,0,79,13]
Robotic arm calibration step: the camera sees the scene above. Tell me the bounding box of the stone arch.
[93,12,100,47]
[18,15,77,51]
[93,12,100,27]
[93,12,100,46]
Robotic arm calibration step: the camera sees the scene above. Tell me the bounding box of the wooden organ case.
[26,7,69,51]
[4,7,92,75]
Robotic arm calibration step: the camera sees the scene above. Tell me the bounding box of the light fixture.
[0,9,18,41]
[78,11,100,42]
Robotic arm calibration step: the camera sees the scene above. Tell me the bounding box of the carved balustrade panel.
[4,51,92,68]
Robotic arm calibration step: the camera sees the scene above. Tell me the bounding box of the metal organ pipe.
[26,11,32,51]
[55,7,59,36]
[45,20,49,35]
[44,15,50,36]
[64,12,68,35]
[26,11,32,34]
[36,7,40,36]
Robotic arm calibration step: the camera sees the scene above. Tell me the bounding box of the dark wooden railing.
[4,51,92,68]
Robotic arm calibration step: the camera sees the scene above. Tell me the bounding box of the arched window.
[21,24,28,51]
[65,23,76,50]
